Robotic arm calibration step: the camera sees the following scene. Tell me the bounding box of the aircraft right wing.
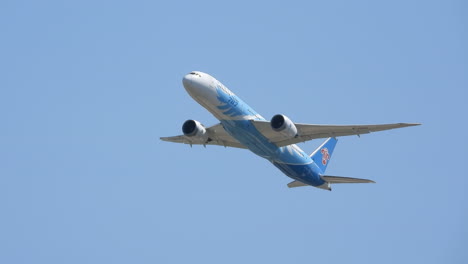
[252,121,420,147]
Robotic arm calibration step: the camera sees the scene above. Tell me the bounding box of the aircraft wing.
[252,120,420,147]
[160,123,247,149]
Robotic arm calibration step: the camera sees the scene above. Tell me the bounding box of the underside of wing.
[252,120,420,147]
[160,123,247,149]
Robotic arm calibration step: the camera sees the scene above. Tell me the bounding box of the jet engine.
[182,119,207,138]
[270,114,298,138]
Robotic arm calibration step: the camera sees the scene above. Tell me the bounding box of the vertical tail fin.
[310,137,338,173]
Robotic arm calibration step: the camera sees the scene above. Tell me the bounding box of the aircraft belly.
[220,119,277,159]
[272,162,325,187]
[220,119,323,187]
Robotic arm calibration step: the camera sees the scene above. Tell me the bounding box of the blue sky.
[1,0,467,263]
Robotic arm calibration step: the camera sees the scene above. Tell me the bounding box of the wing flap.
[321,175,375,184]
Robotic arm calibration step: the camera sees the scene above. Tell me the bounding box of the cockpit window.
[189,72,202,77]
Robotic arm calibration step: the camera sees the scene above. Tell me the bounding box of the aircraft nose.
[182,71,214,98]
[181,71,217,105]
[183,71,207,92]
[182,73,193,88]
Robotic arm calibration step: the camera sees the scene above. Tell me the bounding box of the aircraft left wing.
[252,120,420,147]
[160,123,247,149]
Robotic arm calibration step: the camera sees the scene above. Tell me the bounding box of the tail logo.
[321,148,330,165]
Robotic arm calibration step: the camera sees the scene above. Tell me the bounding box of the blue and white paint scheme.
[161,71,420,191]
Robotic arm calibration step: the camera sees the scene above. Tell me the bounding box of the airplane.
[161,71,420,191]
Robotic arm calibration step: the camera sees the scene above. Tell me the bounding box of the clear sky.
[1,0,467,263]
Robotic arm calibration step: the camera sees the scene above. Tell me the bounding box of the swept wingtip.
[401,123,422,127]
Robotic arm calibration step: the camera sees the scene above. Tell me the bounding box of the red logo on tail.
[321,148,330,165]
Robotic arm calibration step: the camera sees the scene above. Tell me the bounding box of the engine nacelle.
[270,114,298,138]
[182,119,207,137]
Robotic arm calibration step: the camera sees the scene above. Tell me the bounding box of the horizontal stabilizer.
[321,175,375,184]
[287,180,310,188]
